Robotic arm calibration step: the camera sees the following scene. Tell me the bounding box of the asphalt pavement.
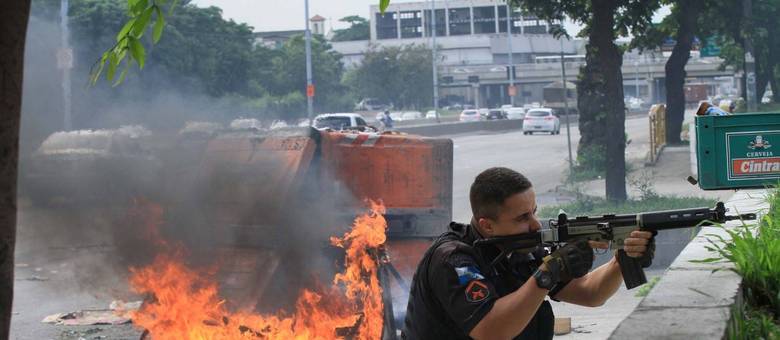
[449,115,652,222]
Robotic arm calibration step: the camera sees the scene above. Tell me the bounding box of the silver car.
[522,108,560,135]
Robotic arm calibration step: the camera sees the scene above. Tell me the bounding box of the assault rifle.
[473,202,756,289]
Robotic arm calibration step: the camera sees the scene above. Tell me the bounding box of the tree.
[0,2,30,338]
[331,16,370,42]
[645,0,707,145]
[698,0,780,105]
[346,44,433,109]
[664,1,704,145]
[521,0,659,201]
[269,34,348,115]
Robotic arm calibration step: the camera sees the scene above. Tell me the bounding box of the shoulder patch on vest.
[465,280,490,303]
[454,265,485,286]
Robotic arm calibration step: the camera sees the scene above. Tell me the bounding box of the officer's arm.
[551,256,622,307]
[553,233,653,306]
[469,275,550,340]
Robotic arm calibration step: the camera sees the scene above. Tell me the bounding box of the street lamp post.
[431,0,440,122]
[560,38,574,175]
[506,1,515,107]
[304,0,314,124]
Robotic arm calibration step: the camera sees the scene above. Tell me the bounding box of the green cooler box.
[696,112,780,190]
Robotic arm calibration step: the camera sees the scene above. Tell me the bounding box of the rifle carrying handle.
[617,249,647,289]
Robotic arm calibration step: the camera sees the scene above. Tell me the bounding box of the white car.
[505,107,526,120]
[425,110,439,119]
[401,111,424,121]
[313,113,369,131]
[523,108,560,135]
[459,109,482,122]
[478,108,489,118]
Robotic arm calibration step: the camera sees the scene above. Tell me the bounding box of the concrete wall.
[609,189,768,339]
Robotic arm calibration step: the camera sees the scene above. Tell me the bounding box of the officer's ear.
[477,217,495,237]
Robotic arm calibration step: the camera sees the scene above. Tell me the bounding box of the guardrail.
[396,119,525,137]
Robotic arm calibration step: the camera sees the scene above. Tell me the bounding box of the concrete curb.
[608,189,769,340]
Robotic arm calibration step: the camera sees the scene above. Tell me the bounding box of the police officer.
[402,167,655,340]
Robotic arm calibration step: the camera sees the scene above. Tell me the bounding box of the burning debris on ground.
[125,201,389,339]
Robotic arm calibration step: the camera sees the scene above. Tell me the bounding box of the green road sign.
[700,37,721,57]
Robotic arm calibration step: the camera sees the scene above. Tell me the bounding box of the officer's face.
[479,188,541,237]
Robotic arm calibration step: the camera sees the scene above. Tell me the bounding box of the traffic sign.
[508,85,517,97]
[307,84,315,98]
[700,37,721,57]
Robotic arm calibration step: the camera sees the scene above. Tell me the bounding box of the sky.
[192,0,671,37]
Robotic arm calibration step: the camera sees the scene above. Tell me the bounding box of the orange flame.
[129,201,388,339]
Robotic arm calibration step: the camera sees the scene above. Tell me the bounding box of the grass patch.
[728,304,780,340]
[634,276,661,298]
[694,185,780,338]
[539,195,717,219]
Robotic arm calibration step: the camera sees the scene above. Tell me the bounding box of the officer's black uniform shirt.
[402,222,565,340]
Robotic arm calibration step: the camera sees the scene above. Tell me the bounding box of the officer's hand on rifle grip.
[543,240,594,283]
[623,230,657,268]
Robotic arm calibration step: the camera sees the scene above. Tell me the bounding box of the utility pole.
[635,58,640,100]
[60,0,72,131]
[560,38,573,175]
[431,0,440,122]
[506,1,515,106]
[743,0,757,111]
[304,0,314,123]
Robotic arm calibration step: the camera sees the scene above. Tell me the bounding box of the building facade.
[330,0,584,108]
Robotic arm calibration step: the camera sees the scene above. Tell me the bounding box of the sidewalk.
[580,145,732,202]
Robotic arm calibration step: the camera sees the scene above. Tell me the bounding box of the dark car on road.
[486,109,507,120]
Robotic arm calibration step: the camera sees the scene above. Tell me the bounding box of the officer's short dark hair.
[469,167,532,220]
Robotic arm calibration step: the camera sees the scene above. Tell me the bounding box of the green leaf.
[168,0,180,15]
[129,38,146,69]
[107,53,119,81]
[153,7,165,43]
[131,0,148,15]
[132,7,154,38]
[113,61,130,87]
[117,19,135,41]
[379,0,390,14]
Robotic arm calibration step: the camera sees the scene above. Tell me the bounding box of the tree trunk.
[0,1,30,337]
[665,0,704,145]
[577,0,626,201]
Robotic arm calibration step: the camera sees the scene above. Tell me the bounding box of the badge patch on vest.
[454,266,485,286]
[465,280,490,303]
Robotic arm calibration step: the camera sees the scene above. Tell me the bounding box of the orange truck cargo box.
[319,131,453,239]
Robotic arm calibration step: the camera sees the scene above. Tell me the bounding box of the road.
[450,115,651,222]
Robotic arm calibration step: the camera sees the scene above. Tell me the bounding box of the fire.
[129,201,388,339]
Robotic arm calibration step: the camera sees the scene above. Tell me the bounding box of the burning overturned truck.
[21,124,453,338]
